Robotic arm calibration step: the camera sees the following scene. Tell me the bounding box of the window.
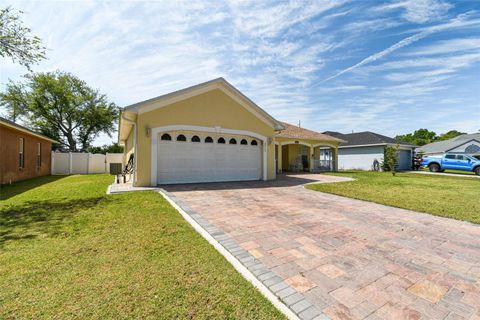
[161,133,172,141]
[19,138,24,169]
[445,154,455,159]
[465,144,480,154]
[205,136,213,143]
[191,135,200,142]
[229,138,237,144]
[240,139,248,145]
[37,143,42,168]
[217,137,225,144]
[251,140,258,146]
[176,134,187,142]
[456,155,466,161]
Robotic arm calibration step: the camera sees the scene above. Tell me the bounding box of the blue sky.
[1,0,479,146]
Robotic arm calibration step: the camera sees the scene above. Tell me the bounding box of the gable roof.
[417,133,480,154]
[276,122,345,142]
[122,77,285,131]
[0,117,57,143]
[324,131,416,148]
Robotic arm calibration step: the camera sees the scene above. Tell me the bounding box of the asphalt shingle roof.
[276,122,344,142]
[416,133,480,154]
[323,131,416,147]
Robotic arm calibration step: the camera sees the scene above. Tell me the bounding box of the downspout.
[121,111,137,186]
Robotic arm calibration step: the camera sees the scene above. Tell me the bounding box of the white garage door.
[157,132,262,184]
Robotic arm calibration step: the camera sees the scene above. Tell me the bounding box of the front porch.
[275,142,337,173]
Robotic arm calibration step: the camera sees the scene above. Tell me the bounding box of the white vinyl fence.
[51,152,123,175]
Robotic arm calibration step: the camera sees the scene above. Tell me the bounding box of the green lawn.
[307,171,480,224]
[0,175,284,319]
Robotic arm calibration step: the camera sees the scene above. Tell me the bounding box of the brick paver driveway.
[165,174,480,320]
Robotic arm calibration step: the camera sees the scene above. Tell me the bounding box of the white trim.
[312,143,337,149]
[445,139,480,153]
[278,140,312,147]
[158,190,299,320]
[125,78,283,130]
[150,125,268,186]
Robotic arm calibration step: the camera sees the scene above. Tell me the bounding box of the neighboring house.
[118,78,343,186]
[323,131,416,171]
[416,133,480,157]
[0,117,56,184]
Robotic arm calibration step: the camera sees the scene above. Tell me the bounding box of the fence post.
[86,153,90,174]
[51,151,55,174]
[69,152,72,174]
[105,153,109,173]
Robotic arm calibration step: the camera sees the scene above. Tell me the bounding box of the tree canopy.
[436,130,466,141]
[395,128,465,146]
[87,143,124,154]
[0,6,46,69]
[0,71,118,152]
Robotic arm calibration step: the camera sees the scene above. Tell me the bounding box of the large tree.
[0,71,118,151]
[0,6,46,69]
[395,128,437,146]
[436,130,465,141]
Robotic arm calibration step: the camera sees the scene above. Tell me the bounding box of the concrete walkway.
[165,173,480,320]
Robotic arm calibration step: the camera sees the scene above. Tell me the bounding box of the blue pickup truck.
[421,153,480,175]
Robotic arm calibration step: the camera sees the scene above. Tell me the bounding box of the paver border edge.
[158,188,301,320]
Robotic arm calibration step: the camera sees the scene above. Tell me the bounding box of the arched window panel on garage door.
[157,132,262,184]
[161,133,172,141]
[191,135,201,142]
[176,134,187,142]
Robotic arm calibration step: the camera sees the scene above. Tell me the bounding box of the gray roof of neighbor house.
[323,131,416,148]
[416,133,480,154]
[0,116,57,143]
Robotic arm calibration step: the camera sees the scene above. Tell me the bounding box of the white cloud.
[374,0,452,23]
[322,12,480,82]
[406,37,480,56]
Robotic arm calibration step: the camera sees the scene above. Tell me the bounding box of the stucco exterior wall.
[134,89,276,186]
[0,125,52,184]
[338,146,385,171]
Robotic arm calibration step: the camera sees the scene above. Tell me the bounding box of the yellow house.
[118,78,343,186]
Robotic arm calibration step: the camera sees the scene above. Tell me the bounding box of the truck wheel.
[475,167,480,176]
[429,163,440,172]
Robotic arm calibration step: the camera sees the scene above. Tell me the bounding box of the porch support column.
[309,144,314,172]
[333,147,339,171]
[278,143,282,173]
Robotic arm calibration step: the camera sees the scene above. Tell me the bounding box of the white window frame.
[19,137,25,169]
